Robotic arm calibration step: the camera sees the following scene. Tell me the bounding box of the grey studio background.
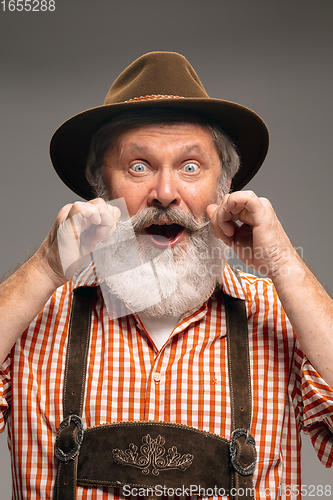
[1,0,332,497]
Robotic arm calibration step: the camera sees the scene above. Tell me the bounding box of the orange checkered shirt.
[1,263,333,499]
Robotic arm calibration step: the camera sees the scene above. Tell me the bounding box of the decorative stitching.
[63,291,76,414]
[226,298,235,431]
[124,94,185,102]
[112,433,194,475]
[84,420,229,442]
[80,292,93,416]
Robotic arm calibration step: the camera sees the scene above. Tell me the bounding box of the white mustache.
[117,206,211,234]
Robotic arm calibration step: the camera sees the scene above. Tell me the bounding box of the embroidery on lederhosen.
[112,433,194,475]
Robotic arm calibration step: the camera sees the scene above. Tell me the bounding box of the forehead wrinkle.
[118,142,210,160]
[181,143,208,156]
[117,143,150,161]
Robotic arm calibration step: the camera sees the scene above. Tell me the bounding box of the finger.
[208,192,263,236]
[69,200,116,233]
[83,201,121,227]
[56,204,75,225]
[209,196,240,237]
[58,201,108,250]
[206,203,219,219]
[81,225,112,247]
[209,194,237,222]
[207,199,238,237]
[95,205,121,243]
[99,204,121,226]
[80,205,122,249]
[67,202,102,229]
[96,208,121,243]
[206,203,235,243]
[222,191,265,224]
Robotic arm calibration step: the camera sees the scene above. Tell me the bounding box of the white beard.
[93,206,229,319]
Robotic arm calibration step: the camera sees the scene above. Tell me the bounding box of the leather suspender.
[224,293,256,498]
[54,287,256,499]
[54,287,95,500]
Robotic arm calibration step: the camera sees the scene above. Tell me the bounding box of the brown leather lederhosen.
[53,286,257,499]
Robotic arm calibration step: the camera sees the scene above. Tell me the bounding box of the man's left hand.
[206,190,297,279]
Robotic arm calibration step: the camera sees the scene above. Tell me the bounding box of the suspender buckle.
[55,414,84,462]
[229,428,257,476]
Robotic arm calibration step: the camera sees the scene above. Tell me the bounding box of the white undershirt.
[137,314,181,350]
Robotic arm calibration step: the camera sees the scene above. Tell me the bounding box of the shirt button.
[153,372,161,383]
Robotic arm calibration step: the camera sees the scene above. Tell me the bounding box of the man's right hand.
[0,199,120,364]
[36,198,121,288]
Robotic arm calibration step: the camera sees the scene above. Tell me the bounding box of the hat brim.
[50,97,269,200]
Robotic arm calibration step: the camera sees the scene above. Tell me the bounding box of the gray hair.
[85,108,240,200]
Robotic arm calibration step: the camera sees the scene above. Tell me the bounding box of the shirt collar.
[71,258,99,289]
[220,263,246,301]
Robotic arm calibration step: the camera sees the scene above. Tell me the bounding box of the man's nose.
[147,169,181,207]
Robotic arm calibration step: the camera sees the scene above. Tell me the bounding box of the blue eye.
[130,163,148,173]
[183,163,199,173]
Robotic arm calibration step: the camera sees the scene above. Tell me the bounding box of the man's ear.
[226,178,232,194]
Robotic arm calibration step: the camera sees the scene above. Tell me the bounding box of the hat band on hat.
[124,94,185,102]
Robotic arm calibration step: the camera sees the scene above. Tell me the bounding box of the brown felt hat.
[50,51,269,200]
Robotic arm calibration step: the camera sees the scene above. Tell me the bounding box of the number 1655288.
[1,0,55,11]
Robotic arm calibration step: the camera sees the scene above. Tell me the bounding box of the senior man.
[0,52,332,500]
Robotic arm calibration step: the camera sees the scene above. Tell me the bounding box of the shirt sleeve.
[0,353,11,433]
[292,343,333,467]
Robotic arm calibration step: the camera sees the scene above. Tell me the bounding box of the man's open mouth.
[144,223,185,247]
